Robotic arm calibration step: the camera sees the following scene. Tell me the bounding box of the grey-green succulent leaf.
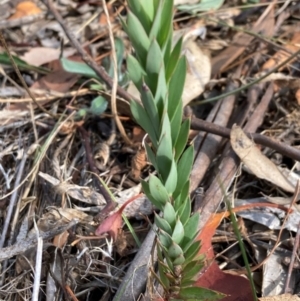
[146,39,163,77]
[168,56,187,118]
[159,229,173,249]
[123,0,153,33]
[158,260,170,289]
[141,180,164,211]
[164,202,177,228]
[149,175,170,207]
[177,197,191,226]
[145,144,158,170]
[183,240,202,263]
[140,83,160,136]
[174,118,190,162]
[170,100,183,145]
[126,11,151,66]
[168,242,184,259]
[157,0,174,50]
[130,100,158,148]
[156,137,172,185]
[181,213,200,250]
[127,54,145,89]
[174,145,194,197]
[164,158,178,194]
[172,219,185,244]
[182,260,204,283]
[173,254,186,266]
[155,213,172,235]
[178,286,226,301]
[166,37,183,82]
[89,96,108,115]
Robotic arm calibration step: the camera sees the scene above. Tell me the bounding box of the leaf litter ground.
[1,1,300,300]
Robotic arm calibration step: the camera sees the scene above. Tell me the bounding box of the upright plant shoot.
[122,1,223,299]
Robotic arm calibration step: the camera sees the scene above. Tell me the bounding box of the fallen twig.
[0,220,78,262]
[191,117,300,162]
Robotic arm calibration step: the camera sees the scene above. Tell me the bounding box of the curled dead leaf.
[94,142,110,166]
[230,124,295,193]
[131,147,147,180]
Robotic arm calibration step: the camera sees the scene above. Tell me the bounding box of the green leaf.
[166,37,183,82]
[172,219,184,245]
[74,108,88,120]
[157,0,174,49]
[145,143,158,169]
[182,260,203,283]
[157,114,173,182]
[61,58,98,78]
[127,54,145,89]
[127,0,141,17]
[153,66,168,109]
[149,175,170,207]
[157,243,164,261]
[164,158,178,194]
[168,242,183,259]
[163,202,176,228]
[155,213,172,235]
[165,252,174,272]
[89,96,108,115]
[130,101,157,148]
[160,110,172,145]
[158,261,170,290]
[178,286,226,301]
[0,52,49,74]
[141,180,164,211]
[184,240,202,263]
[146,39,163,76]
[170,100,182,145]
[174,119,190,162]
[148,0,163,41]
[173,254,185,266]
[174,180,190,211]
[168,56,186,118]
[159,230,173,249]
[182,213,200,247]
[177,196,191,226]
[128,0,152,33]
[179,279,195,288]
[140,83,160,136]
[89,83,104,91]
[126,11,151,66]
[140,0,155,23]
[174,146,194,197]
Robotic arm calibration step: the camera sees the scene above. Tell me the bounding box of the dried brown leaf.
[9,1,41,19]
[131,147,147,180]
[262,32,300,71]
[230,124,295,193]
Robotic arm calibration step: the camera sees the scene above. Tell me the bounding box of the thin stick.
[32,219,43,301]
[102,0,132,145]
[191,118,300,162]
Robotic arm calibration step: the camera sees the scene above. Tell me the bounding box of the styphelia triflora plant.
[122,1,224,300]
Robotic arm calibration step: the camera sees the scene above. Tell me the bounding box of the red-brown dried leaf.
[95,193,143,240]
